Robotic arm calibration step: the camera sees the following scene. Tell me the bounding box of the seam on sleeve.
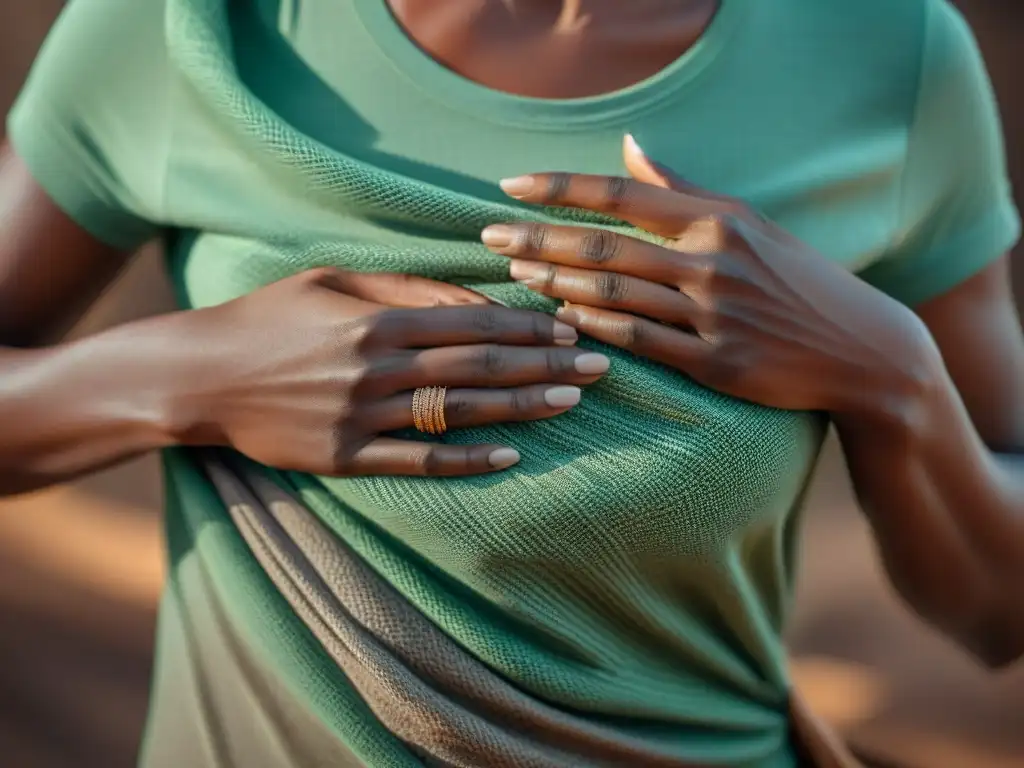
[887,0,934,260]
[156,0,175,228]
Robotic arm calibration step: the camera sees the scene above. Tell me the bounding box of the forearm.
[835,356,1024,666]
[0,310,212,497]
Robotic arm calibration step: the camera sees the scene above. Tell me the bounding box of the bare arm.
[835,255,1024,667]
[0,139,606,496]
[0,141,184,494]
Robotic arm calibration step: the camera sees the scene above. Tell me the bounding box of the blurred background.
[1,2,1024,767]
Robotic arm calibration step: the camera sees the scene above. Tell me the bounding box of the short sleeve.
[5,0,171,251]
[858,0,1021,306]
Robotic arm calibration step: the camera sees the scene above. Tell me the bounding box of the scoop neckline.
[354,0,749,131]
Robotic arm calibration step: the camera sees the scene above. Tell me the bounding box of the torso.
[93,0,937,764]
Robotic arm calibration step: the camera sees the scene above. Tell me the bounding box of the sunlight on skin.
[790,656,889,729]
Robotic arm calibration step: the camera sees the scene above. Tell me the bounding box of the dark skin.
[2,0,1023,670]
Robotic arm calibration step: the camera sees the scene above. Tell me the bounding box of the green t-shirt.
[8,1,1020,766]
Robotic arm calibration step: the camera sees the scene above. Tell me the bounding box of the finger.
[499,171,717,238]
[623,134,686,192]
[369,305,578,348]
[389,344,610,390]
[314,269,490,308]
[623,135,754,208]
[369,384,583,433]
[555,303,707,371]
[345,437,521,476]
[507,260,697,327]
[481,222,686,285]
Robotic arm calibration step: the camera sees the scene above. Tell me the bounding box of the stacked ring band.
[412,386,448,436]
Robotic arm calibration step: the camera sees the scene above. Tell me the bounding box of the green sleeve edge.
[5,100,159,252]
[858,199,1022,307]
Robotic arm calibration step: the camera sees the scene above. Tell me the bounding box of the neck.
[393,1,693,34]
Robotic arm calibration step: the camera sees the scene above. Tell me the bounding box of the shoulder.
[787,0,976,76]
[745,0,957,118]
[4,0,173,250]
[794,0,990,127]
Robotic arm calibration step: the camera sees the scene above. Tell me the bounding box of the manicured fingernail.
[544,385,582,409]
[481,225,514,248]
[624,133,645,157]
[574,353,610,375]
[500,176,535,198]
[552,321,578,346]
[555,303,578,324]
[509,259,547,282]
[488,448,521,469]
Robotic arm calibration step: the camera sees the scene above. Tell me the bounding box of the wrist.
[151,306,234,449]
[831,312,947,439]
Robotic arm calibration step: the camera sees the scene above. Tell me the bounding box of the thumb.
[317,269,491,308]
[623,134,692,193]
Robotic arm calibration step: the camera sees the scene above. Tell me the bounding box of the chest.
[170,5,906,277]
[383,0,721,99]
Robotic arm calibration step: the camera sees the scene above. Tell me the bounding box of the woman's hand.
[481,136,936,416]
[175,267,609,476]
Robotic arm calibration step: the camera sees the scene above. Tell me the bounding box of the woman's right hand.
[176,267,609,476]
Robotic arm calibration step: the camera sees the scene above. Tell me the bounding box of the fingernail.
[488,448,521,469]
[481,225,514,249]
[544,385,582,409]
[500,176,535,198]
[574,353,610,375]
[509,259,547,282]
[624,133,645,157]
[552,321,578,346]
[555,303,578,324]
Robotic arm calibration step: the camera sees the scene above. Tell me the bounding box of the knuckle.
[703,212,733,239]
[476,344,508,377]
[543,172,572,203]
[418,448,444,477]
[445,391,476,419]
[687,254,718,292]
[359,354,404,392]
[508,388,530,413]
[545,347,574,376]
[579,228,622,264]
[537,263,557,291]
[530,312,550,343]
[328,432,356,476]
[618,317,645,348]
[711,205,754,251]
[362,307,400,335]
[605,176,632,211]
[347,362,374,391]
[692,301,718,331]
[523,223,548,253]
[346,315,382,351]
[470,307,501,334]
[594,271,629,303]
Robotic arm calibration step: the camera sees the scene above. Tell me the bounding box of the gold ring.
[412,386,448,435]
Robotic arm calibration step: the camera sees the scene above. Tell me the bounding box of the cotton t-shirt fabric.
[7,0,1020,766]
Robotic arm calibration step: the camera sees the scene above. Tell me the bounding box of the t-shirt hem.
[5,101,158,252]
[861,200,1021,307]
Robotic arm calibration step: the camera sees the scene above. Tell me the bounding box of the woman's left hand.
[481,136,938,415]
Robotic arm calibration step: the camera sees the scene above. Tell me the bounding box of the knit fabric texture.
[12,0,1018,764]
[157,1,827,765]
